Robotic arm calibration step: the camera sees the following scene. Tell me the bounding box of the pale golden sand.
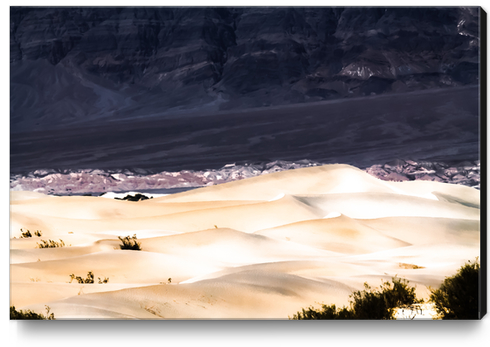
[9,164,480,319]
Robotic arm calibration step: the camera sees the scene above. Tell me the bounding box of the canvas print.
[9,6,484,320]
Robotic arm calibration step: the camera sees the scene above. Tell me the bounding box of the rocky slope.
[10,7,480,133]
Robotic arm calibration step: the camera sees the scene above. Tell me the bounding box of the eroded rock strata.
[11,7,480,132]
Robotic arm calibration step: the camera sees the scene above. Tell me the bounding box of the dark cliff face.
[10,7,480,132]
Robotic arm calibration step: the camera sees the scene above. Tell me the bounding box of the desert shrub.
[118,234,142,250]
[430,259,480,319]
[350,278,420,319]
[115,194,150,202]
[70,271,95,284]
[291,277,420,320]
[291,304,354,320]
[10,305,54,320]
[84,271,94,284]
[98,277,109,284]
[37,239,65,248]
[20,229,32,238]
[20,229,42,238]
[70,274,82,284]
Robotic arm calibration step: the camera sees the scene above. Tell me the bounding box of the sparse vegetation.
[398,262,424,269]
[70,271,95,284]
[20,228,43,238]
[69,272,109,284]
[350,278,421,319]
[292,260,482,320]
[20,228,32,238]
[118,234,142,250]
[37,239,65,248]
[291,303,354,320]
[98,277,109,284]
[430,259,480,319]
[10,305,54,320]
[115,193,151,202]
[290,277,421,320]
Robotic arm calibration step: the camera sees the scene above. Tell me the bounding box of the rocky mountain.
[10,7,481,133]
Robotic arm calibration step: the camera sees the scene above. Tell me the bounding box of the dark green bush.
[10,305,54,320]
[291,277,420,320]
[118,234,142,250]
[352,278,420,319]
[430,259,480,319]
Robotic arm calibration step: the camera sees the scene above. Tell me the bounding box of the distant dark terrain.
[10,85,479,175]
[10,7,481,174]
[11,7,479,131]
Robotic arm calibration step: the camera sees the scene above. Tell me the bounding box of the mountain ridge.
[10,7,480,132]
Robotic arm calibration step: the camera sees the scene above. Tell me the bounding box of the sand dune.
[255,215,410,254]
[10,164,480,319]
[11,250,223,285]
[140,228,339,265]
[389,180,481,207]
[180,260,382,285]
[10,282,151,308]
[21,270,356,319]
[10,194,321,236]
[293,192,479,220]
[360,216,480,246]
[11,195,261,220]
[156,164,400,203]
